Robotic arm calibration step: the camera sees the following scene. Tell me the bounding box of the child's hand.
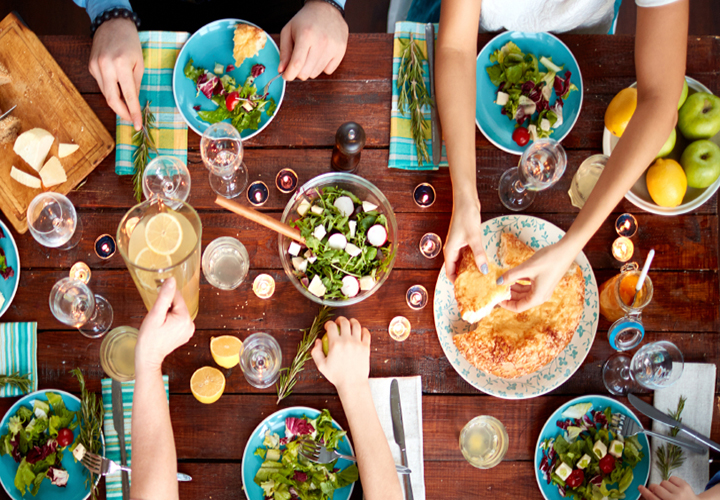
[639,477,699,500]
[311,317,370,394]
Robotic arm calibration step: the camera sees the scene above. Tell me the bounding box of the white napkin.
[649,363,716,493]
[368,376,425,500]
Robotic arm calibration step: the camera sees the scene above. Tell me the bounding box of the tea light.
[275,169,298,194]
[388,316,411,341]
[406,285,428,310]
[615,213,638,238]
[612,237,634,262]
[247,181,269,206]
[413,183,436,208]
[419,233,442,259]
[253,273,275,299]
[94,234,116,259]
[69,262,91,284]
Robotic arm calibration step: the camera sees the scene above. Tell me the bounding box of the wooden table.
[0,33,719,499]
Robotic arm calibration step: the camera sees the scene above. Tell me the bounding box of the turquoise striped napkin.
[101,376,169,499]
[115,31,190,175]
[0,322,37,397]
[390,21,447,171]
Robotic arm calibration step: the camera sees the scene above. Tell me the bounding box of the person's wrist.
[335,377,370,399]
[92,8,140,36]
[304,0,345,18]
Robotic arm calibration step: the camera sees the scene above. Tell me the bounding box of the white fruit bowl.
[602,76,720,216]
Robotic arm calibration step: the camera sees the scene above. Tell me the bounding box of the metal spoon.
[0,104,17,121]
[630,248,655,307]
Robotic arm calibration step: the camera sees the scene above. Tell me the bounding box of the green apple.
[656,128,677,158]
[678,92,720,140]
[680,139,720,188]
[322,333,329,356]
[678,79,689,110]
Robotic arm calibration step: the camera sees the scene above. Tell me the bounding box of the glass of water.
[142,155,191,205]
[459,415,509,469]
[240,332,282,389]
[498,139,567,211]
[200,122,249,199]
[202,237,250,290]
[27,192,83,250]
[49,277,114,338]
[602,341,684,396]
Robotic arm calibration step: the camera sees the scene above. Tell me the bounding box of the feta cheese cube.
[313,225,327,240]
[307,275,326,297]
[288,241,302,256]
[291,257,308,273]
[358,276,375,291]
[609,439,624,458]
[72,443,86,461]
[540,118,551,131]
[495,91,509,106]
[297,199,311,216]
[0,292,4,311]
[592,440,607,459]
[576,454,591,470]
[304,249,317,263]
[310,205,324,215]
[555,462,573,481]
[528,124,538,142]
[345,243,361,257]
[348,220,357,238]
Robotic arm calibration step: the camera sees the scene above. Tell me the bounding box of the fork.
[261,72,284,97]
[80,451,193,481]
[298,438,412,474]
[610,413,705,454]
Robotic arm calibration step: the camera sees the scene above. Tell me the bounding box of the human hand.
[278,0,348,81]
[639,477,699,500]
[135,278,195,372]
[89,17,144,130]
[311,317,370,394]
[444,198,488,282]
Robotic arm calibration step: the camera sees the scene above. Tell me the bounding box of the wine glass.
[49,277,114,338]
[200,122,249,199]
[239,332,281,388]
[602,341,684,396]
[142,155,191,205]
[498,139,567,211]
[27,192,83,250]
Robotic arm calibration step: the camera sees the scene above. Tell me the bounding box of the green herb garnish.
[655,396,687,481]
[131,101,158,203]
[397,34,433,166]
[71,368,104,500]
[0,372,33,394]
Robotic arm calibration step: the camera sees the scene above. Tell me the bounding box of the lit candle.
[406,285,428,310]
[69,262,91,284]
[253,273,275,299]
[388,316,411,341]
[419,233,442,259]
[275,168,298,194]
[612,237,634,262]
[94,234,116,259]
[247,181,269,206]
[413,183,436,208]
[615,213,638,238]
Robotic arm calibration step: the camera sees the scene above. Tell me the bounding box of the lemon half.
[190,366,226,404]
[210,335,244,369]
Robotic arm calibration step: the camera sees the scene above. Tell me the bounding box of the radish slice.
[341,276,360,298]
[345,243,361,257]
[348,220,357,238]
[333,196,355,217]
[359,276,375,291]
[304,249,317,263]
[292,256,308,273]
[301,276,310,287]
[362,201,378,212]
[313,225,327,240]
[367,224,387,247]
[328,233,347,250]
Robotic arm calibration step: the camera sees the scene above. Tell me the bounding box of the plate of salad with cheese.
[476,31,583,155]
[0,219,19,319]
[241,407,357,500]
[535,395,650,500]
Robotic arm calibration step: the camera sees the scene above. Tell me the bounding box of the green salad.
[253,410,358,500]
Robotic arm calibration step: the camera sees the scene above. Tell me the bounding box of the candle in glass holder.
[275,169,298,194]
[69,262,91,284]
[94,234,117,259]
[419,233,442,259]
[253,273,275,299]
[406,285,428,310]
[615,213,638,238]
[612,237,634,262]
[247,181,269,206]
[388,316,411,341]
[413,183,436,208]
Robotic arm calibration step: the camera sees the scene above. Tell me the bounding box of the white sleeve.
[635,0,681,7]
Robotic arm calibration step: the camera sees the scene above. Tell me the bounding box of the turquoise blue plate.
[173,18,286,139]
[241,406,355,500]
[476,31,583,155]
[0,219,19,319]
[0,390,103,500]
[534,395,650,500]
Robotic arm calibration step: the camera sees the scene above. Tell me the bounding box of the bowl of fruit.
[603,76,720,215]
[278,173,398,306]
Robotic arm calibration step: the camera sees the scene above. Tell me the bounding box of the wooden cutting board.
[0,12,114,234]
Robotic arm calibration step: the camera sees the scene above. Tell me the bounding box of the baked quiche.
[233,23,267,68]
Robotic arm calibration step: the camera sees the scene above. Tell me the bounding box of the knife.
[629,393,720,453]
[112,380,131,500]
[425,23,442,167]
[391,379,414,500]
[0,104,17,122]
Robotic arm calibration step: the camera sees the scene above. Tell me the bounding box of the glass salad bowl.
[278,173,398,307]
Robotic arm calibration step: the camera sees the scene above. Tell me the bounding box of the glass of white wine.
[200,122,248,199]
[240,333,282,389]
[142,155,192,206]
[48,277,113,338]
[27,192,83,250]
[459,415,509,469]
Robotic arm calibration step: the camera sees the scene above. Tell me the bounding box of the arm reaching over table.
[499,0,689,313]
[311,317,403,500]
[640,476,720,500]
[130,278,195,500]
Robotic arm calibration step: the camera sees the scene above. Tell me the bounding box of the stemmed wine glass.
[200,122,249,199]
[602,340,684,396]
[239,332,282,388]
[27,192,83,250]
[498,139,567,211]
[142,155,191,205]
[49,277,114,338]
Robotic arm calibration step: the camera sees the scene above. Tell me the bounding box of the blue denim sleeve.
[334,0,346,8]
[71,0,134,22]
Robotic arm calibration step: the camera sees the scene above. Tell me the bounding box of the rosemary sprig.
[655,395,687,481]
[71,368,104,500]
[397,34,434,167]
[131,101,159,203]
[276,307,334,404]
[0,372,33,394]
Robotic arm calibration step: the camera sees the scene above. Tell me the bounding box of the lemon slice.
[145,213,183,256]
[190,366,225,404]
[210,335,244,369]
[134,248,172,290]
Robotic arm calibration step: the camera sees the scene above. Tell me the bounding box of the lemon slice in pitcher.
[145,213,183,256]
[134,248,172,289]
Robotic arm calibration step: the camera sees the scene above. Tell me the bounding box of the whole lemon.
[605,88,638,137]
[646,158,687,207]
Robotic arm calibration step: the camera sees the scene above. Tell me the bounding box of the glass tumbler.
[202,237,250,290]
[100,326,138,381]
[602,341,684,396]
[459,415,509,469]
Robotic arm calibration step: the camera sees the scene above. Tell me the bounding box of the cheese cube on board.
[10,166,41,188]
[39,156,67,187]
[58,143,79,158]
[13,128,54,171]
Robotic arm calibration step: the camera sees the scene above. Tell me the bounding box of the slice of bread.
[0,116,21,145]
[233,24,267,67]
[0,61,10,86]
[454,247,511,324]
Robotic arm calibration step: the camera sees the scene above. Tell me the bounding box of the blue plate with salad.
[535,395,650,500]
[173,18,285,139]
[476,31,583,155]
[0,219,19,319]
[241,406,357,500]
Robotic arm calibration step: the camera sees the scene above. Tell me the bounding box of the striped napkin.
[0,322,37,397]
[101,376,169,499]
[390,21,447,171]
[115,31,189,175]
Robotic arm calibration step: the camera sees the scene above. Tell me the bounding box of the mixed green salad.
[486,41,579,146]
[0,226,14,280]
[184,59,277,134]
[287,186,394,300]
[538,403,644,500]
[253,410,358,500]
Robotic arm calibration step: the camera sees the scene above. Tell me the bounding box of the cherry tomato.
[57,428,73,448]
[566,468,584,488]
[225,92,241,112]
[599,454,616,474]
[512,127,530,146]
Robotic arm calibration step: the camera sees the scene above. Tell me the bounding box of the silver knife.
[425,23,442,167]
[0,104,17,122]
[112,380,131,500]
[391,379,414,500]
[628,393,720,453]
[177,473,192,482]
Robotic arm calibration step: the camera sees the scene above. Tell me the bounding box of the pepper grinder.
[331,122,366,173]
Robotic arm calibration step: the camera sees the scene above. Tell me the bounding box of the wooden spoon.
[215,196,305,244]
